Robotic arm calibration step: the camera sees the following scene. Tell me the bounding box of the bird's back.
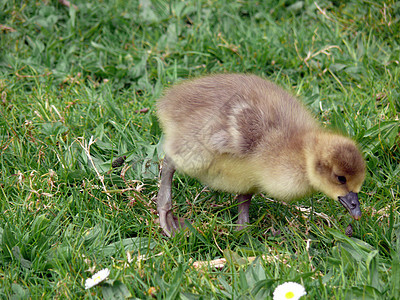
[157,74,317,159]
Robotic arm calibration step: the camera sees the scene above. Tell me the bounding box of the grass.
[0,0,399,298]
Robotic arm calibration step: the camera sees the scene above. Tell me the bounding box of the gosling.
[156,73,366,237]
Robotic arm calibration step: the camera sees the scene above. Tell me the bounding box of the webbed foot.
[159,210,187,237]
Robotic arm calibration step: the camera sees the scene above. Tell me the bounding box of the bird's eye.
[337,176,347,184]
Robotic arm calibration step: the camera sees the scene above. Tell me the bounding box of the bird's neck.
[303,130,332,190]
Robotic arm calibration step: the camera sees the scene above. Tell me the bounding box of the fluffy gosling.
[156,73,366,236]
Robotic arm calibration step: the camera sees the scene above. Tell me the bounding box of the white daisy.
[84,268,110,289]
[273,282,306,300]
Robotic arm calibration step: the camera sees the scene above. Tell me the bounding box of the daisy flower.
[85,268,110,289]
[273,282,306,300]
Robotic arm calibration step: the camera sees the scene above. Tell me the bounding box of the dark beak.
[338,192,361,220]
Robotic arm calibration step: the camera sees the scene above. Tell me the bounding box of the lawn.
[0,0,399,299]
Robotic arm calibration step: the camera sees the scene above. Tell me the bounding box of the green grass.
[0,0,399,298]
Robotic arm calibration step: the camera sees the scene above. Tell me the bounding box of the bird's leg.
[157,155,185,236]
[237,194,252,231]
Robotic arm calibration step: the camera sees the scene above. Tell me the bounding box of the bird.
[156,73,366,237]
